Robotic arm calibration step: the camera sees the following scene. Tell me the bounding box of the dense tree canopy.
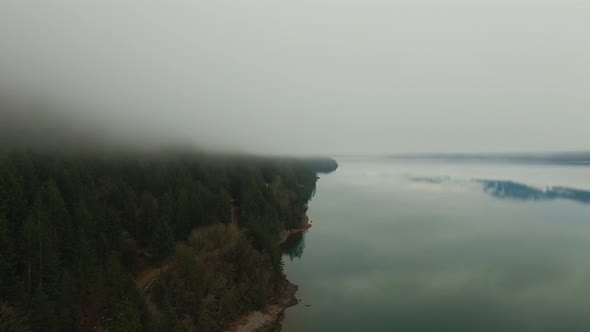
[0,148,337,331]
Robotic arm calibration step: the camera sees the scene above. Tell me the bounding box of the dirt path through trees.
[135,260,174,293]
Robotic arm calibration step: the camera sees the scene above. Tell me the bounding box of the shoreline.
[279,216,312,245]
[226,218,311,332]
[225,281,299,332]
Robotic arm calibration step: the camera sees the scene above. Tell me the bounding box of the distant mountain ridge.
[386,152,590,166]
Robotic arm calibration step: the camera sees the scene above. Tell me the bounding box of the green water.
[281,159,590,331]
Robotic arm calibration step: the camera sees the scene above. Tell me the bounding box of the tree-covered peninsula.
[0,148,337,331]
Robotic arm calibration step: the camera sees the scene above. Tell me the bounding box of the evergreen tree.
[107,300,142,332]
[0,303,30,332]
[30,287,56,332]
[0,148,336,331]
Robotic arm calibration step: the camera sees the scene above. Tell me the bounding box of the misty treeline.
[0,147,337,331]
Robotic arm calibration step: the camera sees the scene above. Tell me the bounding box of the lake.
[280,158,590,331]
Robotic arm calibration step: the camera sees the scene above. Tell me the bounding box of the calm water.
[281,159,590,331]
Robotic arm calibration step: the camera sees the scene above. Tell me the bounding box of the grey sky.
[0,0,588,155]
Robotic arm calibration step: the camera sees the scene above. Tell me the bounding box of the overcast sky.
[0,0,588,155]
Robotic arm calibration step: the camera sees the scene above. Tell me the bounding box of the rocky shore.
[226,218,311,332]
[225,281,299,332]
[279,217,312,245]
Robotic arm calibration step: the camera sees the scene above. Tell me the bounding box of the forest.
[0,147,337,331]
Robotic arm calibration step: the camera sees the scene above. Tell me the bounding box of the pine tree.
[30,287,56,332]
[0,303,31,332]
[107,300,142,332]
[0,214,16,303]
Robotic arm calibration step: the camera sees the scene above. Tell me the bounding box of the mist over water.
[282,159,590,331]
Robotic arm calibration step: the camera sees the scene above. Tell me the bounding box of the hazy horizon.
[1,1,589,155]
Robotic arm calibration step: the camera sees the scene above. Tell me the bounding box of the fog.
[1,0,589,155]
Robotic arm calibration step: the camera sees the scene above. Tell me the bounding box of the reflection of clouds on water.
[316,262,588,328]
[405,175,479,193]
[362,171,384,177]
[407,175,452,183]
[408,176,590,205]
[310,224,590,331]
[283,163,590,332]
[407,182,446,192]
[479,180,590,204]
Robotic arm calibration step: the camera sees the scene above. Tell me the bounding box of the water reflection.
[408,175,452,184]
[281,232,306,260]
[410,176,590,204]
[282,163,590,331]
[479,180,590,204]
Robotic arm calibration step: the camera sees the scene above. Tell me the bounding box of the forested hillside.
[0,148,337,331]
